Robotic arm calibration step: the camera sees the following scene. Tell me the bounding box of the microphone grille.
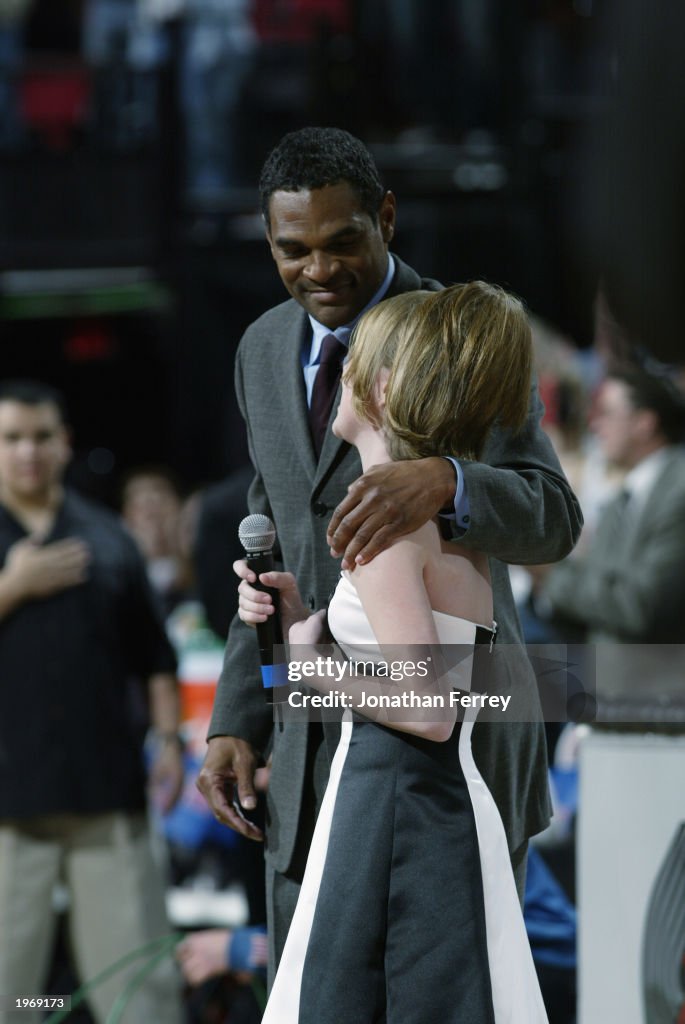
[239,513,276,552]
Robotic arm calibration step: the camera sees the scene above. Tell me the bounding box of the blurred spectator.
[121,472,228,856]
[537,366,685,703]
[179,0,257,198]
[177,924,267,985]
[82,0,167,152]
[120,471,228,724]
[82,0,167,69]
[0,380,183,1024]
[510,314,600,647]
[179,928,267,1024]
[126,474,269,943]
[121,466,192,616]
[524,845,576,1024]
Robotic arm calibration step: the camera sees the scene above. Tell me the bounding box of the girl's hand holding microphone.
[233,560,326,645]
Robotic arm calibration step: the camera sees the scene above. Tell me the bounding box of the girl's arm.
[335,538,465,741]
[239,541,469,742]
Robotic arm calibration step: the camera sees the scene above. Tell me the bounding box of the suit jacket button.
[313,501,328,517]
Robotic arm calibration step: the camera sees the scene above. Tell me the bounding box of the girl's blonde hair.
[345,281,532,461]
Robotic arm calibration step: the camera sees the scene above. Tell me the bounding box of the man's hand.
[327,457,456,570]
[196,735,264,842]
[4,537,90,600]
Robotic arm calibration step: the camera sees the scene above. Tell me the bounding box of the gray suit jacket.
[209,255,583,872]
[543,446,685,703]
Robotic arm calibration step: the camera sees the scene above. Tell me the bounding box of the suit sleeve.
[455,376,583,565]
[207,336,276,754]
[542,488,685,638]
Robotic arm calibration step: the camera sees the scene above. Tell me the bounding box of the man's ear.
[379,192,396,245]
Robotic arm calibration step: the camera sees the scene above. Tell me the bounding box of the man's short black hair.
[0,379,68,423]
[609,366,685,444]
[259,127,385,228]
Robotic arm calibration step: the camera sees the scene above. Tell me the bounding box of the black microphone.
[238,514,288,703]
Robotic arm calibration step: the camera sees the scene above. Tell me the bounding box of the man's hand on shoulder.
[327,457,456,570]
[197,735,264,842]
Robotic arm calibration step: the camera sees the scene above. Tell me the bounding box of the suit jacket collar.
[623,447,672,506]
[596,446,684,557]
[385,253,427,298]
[281,305,318,479]
[624,445,685,538]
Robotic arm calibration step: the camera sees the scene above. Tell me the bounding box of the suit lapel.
[626,449,678,541]
[595,488,632,552]
[598,450,677,558]
[386,254,427,298]
[313,384,350,488]
[280,307,318,480]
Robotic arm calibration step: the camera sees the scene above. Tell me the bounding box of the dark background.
[0,0,615,503]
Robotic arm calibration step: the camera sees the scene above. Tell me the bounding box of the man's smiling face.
[265,182,396,330]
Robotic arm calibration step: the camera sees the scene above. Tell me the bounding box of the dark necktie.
[309,334,347,457]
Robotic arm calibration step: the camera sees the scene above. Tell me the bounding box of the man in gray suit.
[197,127,582,975]
[540,366,685,707]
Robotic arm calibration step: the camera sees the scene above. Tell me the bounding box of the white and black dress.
[262,574,548,1024]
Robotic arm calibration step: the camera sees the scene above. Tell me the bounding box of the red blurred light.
[64,323,117,363]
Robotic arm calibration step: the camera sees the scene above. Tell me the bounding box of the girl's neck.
[354,427,392,472]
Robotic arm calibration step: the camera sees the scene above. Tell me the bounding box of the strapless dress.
[262,573,548,1024]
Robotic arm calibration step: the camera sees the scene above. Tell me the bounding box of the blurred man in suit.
[540,367,685,706]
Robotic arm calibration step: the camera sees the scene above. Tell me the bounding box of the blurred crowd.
[0,0,601,202]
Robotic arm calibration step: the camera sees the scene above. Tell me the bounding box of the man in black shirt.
[0,381,183,1024]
